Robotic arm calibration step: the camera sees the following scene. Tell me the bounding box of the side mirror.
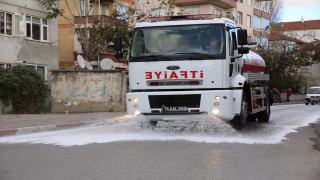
[114,35,123,59]
[238,47,249,54]
[114,36,122,51]
[237,29,248,45]
[115,52,123,59]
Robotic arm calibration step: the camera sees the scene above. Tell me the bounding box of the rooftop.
[272,20,320,31]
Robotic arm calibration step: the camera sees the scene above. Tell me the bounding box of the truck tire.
[149,121,158,126]
[138,120,157,129]
[257,88,271,122]
[305,103,309,105]
[231,91,248,130]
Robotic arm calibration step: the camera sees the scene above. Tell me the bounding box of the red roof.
[273,20,320,31]
[269,31,308,44]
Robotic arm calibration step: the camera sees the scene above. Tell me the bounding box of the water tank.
[241,51,266,73]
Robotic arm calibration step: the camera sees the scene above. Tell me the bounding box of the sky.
[281,0,320,22]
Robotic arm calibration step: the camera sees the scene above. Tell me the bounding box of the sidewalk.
[0,101,305,137]
[0,112,127,137]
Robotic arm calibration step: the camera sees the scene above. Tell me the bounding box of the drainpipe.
[98,0,101,69]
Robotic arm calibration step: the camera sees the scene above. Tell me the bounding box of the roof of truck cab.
[135,18,235,28]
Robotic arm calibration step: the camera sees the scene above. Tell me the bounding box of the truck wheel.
[311,103,314,105]
[231,91,248,130]
[149,121,157,126]
[257,90,271,122]
[138,120,157,129]
[305,103,309,105]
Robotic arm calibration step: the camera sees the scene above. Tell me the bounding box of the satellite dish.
[85,61,93,70]
[77,55,85,68]
[100,58,115,70]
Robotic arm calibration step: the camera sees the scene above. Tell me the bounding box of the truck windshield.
[130,24,225,60]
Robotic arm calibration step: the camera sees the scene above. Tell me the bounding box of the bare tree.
[257,0,283,23]
[40,0,177,63]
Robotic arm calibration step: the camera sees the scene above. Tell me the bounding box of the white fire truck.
[114,14,271,129]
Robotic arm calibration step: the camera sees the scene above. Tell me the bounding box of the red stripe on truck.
[242,64,266,73]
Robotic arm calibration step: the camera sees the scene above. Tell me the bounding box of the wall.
[50,70,128,113]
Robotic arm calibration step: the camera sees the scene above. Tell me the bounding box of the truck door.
[227,27,241,79]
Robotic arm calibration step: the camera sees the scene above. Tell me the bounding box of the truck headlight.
[134,110,140,115]
[214,102,219,107]
[214,96,220,100]
[212,109,219,114]
[134,104,139,108]
[133,98,138,102]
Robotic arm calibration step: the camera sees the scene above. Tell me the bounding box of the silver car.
[305,86,320,105]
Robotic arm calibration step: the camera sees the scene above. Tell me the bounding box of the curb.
[272,101,305,106]
[0,121,97,137]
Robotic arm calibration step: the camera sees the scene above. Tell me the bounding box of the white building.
[273,20,320,85]
[0,0,59,81]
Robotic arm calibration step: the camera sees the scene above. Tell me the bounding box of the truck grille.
[148,94,201,108]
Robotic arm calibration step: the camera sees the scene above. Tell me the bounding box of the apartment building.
[58,0,133,70]
[135,0,271,43]
[0,0,59,81]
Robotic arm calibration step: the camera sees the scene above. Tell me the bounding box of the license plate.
[162,106,188,112]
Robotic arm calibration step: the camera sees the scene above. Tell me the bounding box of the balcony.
[74,15,110,24]
[176,0,236,9]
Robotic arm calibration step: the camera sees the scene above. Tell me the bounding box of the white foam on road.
[0,104,319,146]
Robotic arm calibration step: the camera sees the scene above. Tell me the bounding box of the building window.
[247,0,251,6]
[101,3,110,16]
[246,15,251,27]
[0,12,13,35]
[26,64,48,81]
[26,15,48,41]
[254,15,261,30]
[151,8,167,16]
[237,12,242,25]
[214,8,222,17]
[183,7,200,15]
[237,0,243,3]
[116,4,129,20]
[0,63,11,69]
[89,0,95,15]
[307,31,315,39]
[261,17,270,30]
[135,9,142,20]
[80,0,85,15]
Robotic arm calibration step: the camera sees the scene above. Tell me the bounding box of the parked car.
[305,86,320,105]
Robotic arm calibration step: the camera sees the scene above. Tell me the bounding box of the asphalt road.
[0,104,319,180]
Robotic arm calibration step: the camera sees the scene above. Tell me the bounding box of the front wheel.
[311,103,314,105]
[305,103,309,105]
[231,91,248,130]
[149,121,157,126]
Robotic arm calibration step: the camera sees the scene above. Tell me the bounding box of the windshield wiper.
[172,52,216,59]
[133,55,172,61]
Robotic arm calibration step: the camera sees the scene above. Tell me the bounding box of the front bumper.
[126,90,240,122]
[305,97,320,103]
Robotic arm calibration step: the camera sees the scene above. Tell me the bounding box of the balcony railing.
[175,0,236,9]
[74,15,110,24]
